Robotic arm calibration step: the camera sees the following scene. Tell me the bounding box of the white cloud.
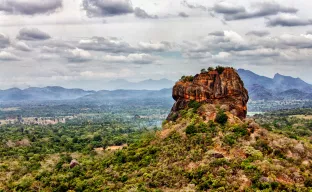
[1,0,312,88]
[213,52,231,59]
[224,31,245,43]
[14,41,32,51]
[0,51,20,61]
[80,68,134,79]
[103,53,158,64]
[234,48,280,57]
[64,48,92,62]
[138,41,171,52]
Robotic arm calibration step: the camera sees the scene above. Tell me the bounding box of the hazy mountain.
[277,89,308,100]
[248,84,275,101]
[272,73,312,93]
[237,69,312,100]
[0,86,95,101]
[1,70,312,102]
[238,69,312,93]
[0,88,31,101]
[104,78,175,90]
[237,69,272,90]
[81,89,172,102]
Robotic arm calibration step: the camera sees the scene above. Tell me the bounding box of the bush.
[197,122,208,133]
[181,75,194,82]
[304,178,312,187]
[215,111,228,125]
[243,146,263,160]
[216,66,225,74]
[170,113,179,121]
[186,124,197,135]
[201,68,207,73]
[223,134,236,146]
[188,100,201,111]
[233,126,248,137]
[208,67,215,72]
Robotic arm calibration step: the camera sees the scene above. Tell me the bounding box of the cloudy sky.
[1,0,312,90]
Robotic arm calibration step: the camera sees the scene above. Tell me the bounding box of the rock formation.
[167,67,249,120]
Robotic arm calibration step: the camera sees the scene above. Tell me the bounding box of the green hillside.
[1,105,312,191]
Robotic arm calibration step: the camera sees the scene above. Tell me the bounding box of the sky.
[1,0,312,90]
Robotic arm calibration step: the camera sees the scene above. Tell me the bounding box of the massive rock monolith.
[167,67,249,121]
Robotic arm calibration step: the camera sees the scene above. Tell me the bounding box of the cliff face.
[168,68,249,120]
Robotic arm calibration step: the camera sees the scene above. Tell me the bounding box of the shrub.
[181,75,194,82]
[233,126,248,137]
[197,122,208,133]
[170,113,179,121]
[180,110,188,118]
[243,146,263,160]
[186,124,197,135]
[188,100,201,111]
[215,110,228,125]
[304,178,312,187]
[210,158,230,167]
[201,68,207,73]
[162,120,168,126]
[215,66,225,74]
[208,67,215,72]
[223,134,236,146]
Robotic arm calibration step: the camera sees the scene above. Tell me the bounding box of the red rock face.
[168,68,249,120]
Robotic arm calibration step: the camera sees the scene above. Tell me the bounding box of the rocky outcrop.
[167,67,249,120]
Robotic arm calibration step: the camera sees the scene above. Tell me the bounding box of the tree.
[201,68,207,73]
[216,66,225,74]
[186,124,197,135]
[215,110,228,125]
[208,67,215,72]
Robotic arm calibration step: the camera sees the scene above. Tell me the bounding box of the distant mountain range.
[0,79,175,102]
[237,69,312,100]
[0,86,95,102]
[80,89,173,105]
[1,70,312,102]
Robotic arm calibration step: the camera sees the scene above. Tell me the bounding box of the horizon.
[1,0,312,90]
[0,68,309,91]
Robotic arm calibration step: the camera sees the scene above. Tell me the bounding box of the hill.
[1,70,312,102]
[0,67,311,191]
[93,68,312,191]
[0,86,95,101]
[81,89,172,101]
[238,69,312,100]
[87,67,312,191]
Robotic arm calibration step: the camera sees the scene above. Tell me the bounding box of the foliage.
[216,66,225,74]
[188,100,201,112]
[0,103,312,191]
[185,124,197,135]
[208,67,215,72]
[256,108,312,139]
[180,75,194,82]
[215,110,228,125]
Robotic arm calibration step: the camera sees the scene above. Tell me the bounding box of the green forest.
[0,105,312,191]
